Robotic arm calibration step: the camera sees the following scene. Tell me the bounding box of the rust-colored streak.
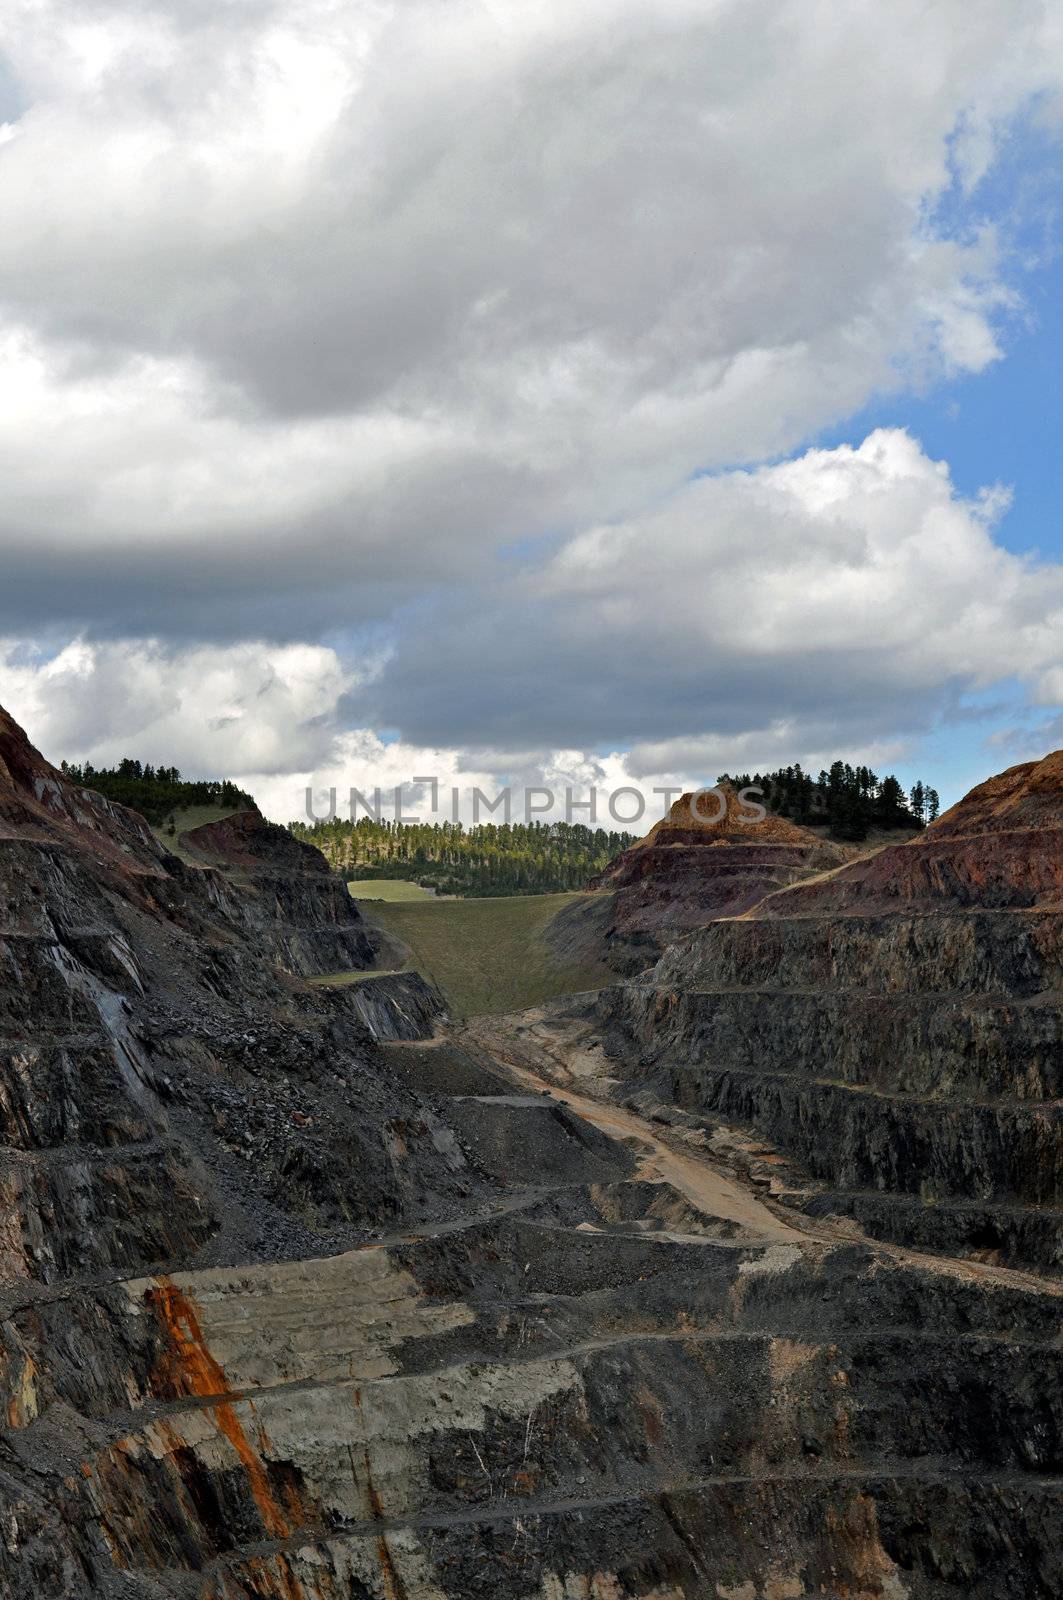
[216,1555,312,1600]
[147,1277,229,1399]
[350,1387,408,1600]
[361,1444,409,1600]
[4,1352,37,1428]
[273,1554,309,1600]
[376,1534,408,1599]
[146,1276,296,1542]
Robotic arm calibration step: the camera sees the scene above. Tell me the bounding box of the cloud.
[0,3,1060,797]
[0,1,1060,646]
[3,431,1060,822]
[370,429,1063,751]
[0,638,356,777]
[0,634,691,826]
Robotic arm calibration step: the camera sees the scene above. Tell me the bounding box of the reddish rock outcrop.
[180,808,330,875]
[597,748,1063,1275]
[761,750,1063,916]
[0,705,168,888]
[549,785,849,973]
[179,807,378,974]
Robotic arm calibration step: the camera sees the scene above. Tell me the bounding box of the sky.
[0,0,1061,824]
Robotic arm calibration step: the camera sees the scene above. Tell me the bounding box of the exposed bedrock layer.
[764,751,1063,916]
[546,787,851,974]
[3,703,1062,1597]
[0,705,472,1292]
[178,808,377,976]
[598,753,1063,1274]
[3,1195,1061,1599]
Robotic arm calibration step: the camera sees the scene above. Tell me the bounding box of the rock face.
[548,786,849,973]
[764,750,1063,915]
[599,752,1063,1274]
[2,704,1062,1599]
[178,807,378,976]
[0,704,486,1591]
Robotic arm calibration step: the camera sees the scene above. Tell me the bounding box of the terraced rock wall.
[545,788,851,974]
[3,707,1062,1597]
[597,777,1063,1273]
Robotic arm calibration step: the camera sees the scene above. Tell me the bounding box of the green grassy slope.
[356,890,614,1018]
[348,878,442,902]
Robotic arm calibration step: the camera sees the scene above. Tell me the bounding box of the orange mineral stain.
[350,1386,408,1600]
[271,1554,309,1600]
[146,1276,299,1542]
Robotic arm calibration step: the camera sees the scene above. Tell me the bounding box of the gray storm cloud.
[0,0,1060,786]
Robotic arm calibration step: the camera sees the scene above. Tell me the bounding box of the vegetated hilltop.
[718,759,938,840]
[292,814,636,896]
[59,755,254,827]
[761,748,1063,915]
[57,750,380,976]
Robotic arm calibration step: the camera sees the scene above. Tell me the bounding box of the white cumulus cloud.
[0,1,1060,784]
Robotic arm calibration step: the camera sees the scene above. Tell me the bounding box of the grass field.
[347,878,441,902]
[357,890,614,1018]
[308,967,404,987]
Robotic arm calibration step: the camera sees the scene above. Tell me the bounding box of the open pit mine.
[0,701,1060,1599]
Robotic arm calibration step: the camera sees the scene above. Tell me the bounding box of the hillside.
[761,749,1063,915]
[595,747,1063,1272]
[358,889,616,1016]
[1,699,1060,1600]
[293,815,635,896]
[546,784,852,973]
[58,756,254,827]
